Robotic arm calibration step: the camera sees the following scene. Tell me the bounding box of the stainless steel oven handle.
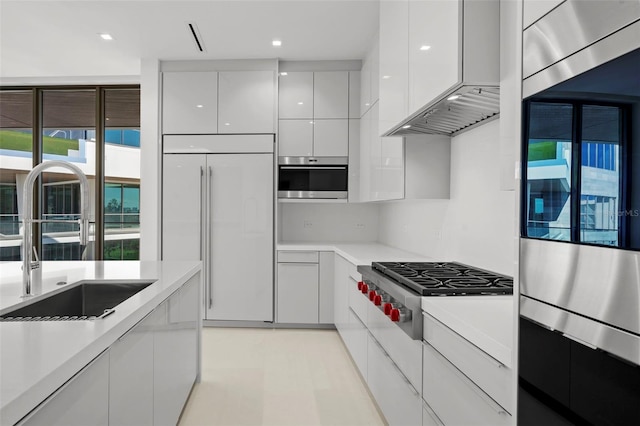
[208,166,213,309]
[280,166,347,170]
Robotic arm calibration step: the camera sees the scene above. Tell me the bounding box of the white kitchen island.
[0,260,202,426]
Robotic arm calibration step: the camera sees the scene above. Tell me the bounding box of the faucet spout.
[22,160,90,297]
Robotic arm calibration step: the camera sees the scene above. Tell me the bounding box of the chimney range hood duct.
[384,0,500,137]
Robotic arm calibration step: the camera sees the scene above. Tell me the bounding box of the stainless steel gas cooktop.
[371,261,513,296]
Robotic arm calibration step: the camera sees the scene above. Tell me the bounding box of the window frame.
[521,98,632,249]
[0,84,140,260]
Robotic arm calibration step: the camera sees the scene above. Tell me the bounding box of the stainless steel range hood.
[384,0,500,137]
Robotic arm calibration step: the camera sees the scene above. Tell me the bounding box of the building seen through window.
[0,87,140,261]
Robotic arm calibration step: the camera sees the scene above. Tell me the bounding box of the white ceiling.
[0,0,379,83]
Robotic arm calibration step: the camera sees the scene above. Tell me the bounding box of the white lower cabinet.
[368,334,422,426]
[277,262,319,323]
[333,254,350,333]
[109,312,155,425]
[154,275,200,425]
[276,251,335,324]
[423,342,512,426]
[345,307,368,381]
[423,312,513,413]
[19,351,110,426]
[19,274,200,426]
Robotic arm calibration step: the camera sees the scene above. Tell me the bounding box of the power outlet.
[356,223,366,229]
[303,220,313,228]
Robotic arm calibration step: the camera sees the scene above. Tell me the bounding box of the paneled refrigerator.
[162,134,274,322]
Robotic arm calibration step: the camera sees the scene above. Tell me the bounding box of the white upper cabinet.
[162,71,218,134]
[313,119,349,157]
[278,119,313,157]
[278,72,313,119]
[313,71,349,119]
[360,34,379,116]
[349,71,361,119]
[379,0,409,135]
[408,0,461,115]
[218,71,275,134]
[278,69,350,158]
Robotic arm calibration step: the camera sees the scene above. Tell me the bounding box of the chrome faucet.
[22,161,90,297]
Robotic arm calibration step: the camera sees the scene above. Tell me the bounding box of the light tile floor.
[179,327,386,426]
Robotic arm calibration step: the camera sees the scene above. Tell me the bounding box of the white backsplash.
[279,202,379,242]
[378,119,517,276]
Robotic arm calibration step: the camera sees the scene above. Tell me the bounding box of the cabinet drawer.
[368,302,422,392]
[423,313,512,412]
[347,275,368,327]
[345,307,368,380]
[368,334,422,426]
[277,250,319,263]
[423,343,512,426]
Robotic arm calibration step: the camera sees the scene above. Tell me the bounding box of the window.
[523,100,626,248]
[0,86,140,261]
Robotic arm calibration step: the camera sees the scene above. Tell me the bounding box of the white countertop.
[422,296,514,367]
[277,242,433,265]
[0,260,201,425]
[279,242,515,367]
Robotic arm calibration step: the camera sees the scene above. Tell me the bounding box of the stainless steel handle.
[208,166,213,309]
[371,335,420,398]
[426,312,506,369]
[563,332,598,350]
[280,166,347,170]
[199,167,204,262]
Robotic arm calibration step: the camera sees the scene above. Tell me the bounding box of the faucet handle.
[31,246,40,269]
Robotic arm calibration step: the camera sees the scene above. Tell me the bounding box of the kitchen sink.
[0,281,154,321]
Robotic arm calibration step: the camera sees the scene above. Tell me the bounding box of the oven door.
[278,157,348,199]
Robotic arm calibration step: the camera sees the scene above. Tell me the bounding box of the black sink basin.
[0,281,154,321]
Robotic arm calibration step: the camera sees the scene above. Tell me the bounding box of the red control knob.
[374,295,382,306]
[383,303,393,315]
[369,290,377,301]
[357,281,363,291]
[361,283,369,294]
[390,308,400,322]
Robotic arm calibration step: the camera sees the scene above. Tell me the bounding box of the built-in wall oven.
[277,157,348,199]
[520,2,640,425]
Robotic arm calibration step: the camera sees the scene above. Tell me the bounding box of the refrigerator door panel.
[162,154,206,262]
[206,153,274,321]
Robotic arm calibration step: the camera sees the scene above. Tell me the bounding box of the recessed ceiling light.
[225,122,231,126]
[447,94,461,101]
[280,72,288,76]
[272,40,282,47]
[382,75,391,79]
[309,121,314,125]
[420,45,431,51]
[297,101,304,105]
[402,125,411,129]
[99,33,113,41]
[196,104,203,108]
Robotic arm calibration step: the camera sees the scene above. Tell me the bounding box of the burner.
[370,260,514,296]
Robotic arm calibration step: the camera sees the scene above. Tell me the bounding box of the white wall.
[279,202,378,243]
[378,119,516,275]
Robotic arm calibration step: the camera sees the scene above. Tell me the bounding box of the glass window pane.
[0,90,33,260]
[41,89,96,260]
[580,105,620,246]
[525,102,573,241]
[104,88,140,260]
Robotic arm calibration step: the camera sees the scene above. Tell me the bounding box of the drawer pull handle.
[424,313,506,369]
[373,337,420,398]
